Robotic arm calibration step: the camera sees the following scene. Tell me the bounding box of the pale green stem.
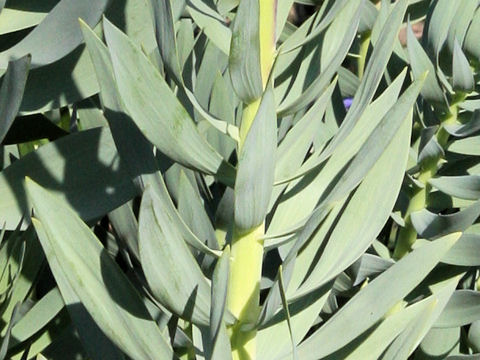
[393,97,465,259]
[228,225,264,360]
[227,1,276,359]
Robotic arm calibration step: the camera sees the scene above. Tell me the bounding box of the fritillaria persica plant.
[0,0,480,359]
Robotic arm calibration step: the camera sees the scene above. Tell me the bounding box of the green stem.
[392,171,431,259]
[227,1,276,359]
[228,225,264,360]
[393,97,465,259]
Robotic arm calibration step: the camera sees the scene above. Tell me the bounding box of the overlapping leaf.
[103,18,235,184]
[27,179,175,360]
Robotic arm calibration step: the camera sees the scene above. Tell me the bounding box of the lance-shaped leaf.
[411,200,480,239]
[294,99,412,295]
[0,227,43,331]
[81,20,220,258]
[464,7,480,61]
[257,278,333,360]
[322,0,407,151]
[148,0,182,84]
[444,110,480,137]
[407,19,446,107]
[0,0,109,68]
[18,0,157,115]
[102,18,234,184]
[284,74,424,268]
[142,3,239,141]
[187,0,231,55]
[447,135,480,156]
[468,321,480,353]
[139,185,213,326]
[381,276,460,360]
[0,3,50,35]
[278,265,298,360]
[10,288,64,347]
[418,126,444,167]
[417,327,460,359]
[207,247,232,360]
[273,79,336,189]
[429,175,480,200]
[234,83,277,231]
[424,0,461,61]
[268,68,407,237]
[435,290,480,328]
[259,74,416,355]
[33,265,126,359]
[0,127,136,230]
[288,233,460,360]
[0,55,30,143]
[228,0,263,103]
[446,0,478,53]
[289,0,407,167]
[277,0,361,116]
[452,39,474,93]
[178,171,218,250]
[280,0,350,54]
[318,296,438,360]
[0,302,21,360]
[26,179,175,360]
[442,234,480,266]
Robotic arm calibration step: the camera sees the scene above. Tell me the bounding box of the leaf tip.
[78,17,87,27]
[419,70,429,82]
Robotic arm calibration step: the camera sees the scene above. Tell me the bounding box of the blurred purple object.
[343,97,353,110]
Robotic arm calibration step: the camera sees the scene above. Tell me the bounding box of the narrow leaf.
[187,0,231,55]
[291,233,460,360]
[444,110,480,137]
[139,185,213,326]
[0,127,136,230]
[81,21,220,257]
[442,234,480,266]
[27,179,175,360]
[235,83,277,231]
[452,39,474,93]
[447,135,480,156]
[0,0,109,68]
[0,55,30,143]
[148,0,182,84]
[278,265,298,360]
[411,200,480,239]
[407,19,446,107]
[103,18,235,184]
[435,290,480,328]
[228,0,263,103]
[429,175,480,200]
[208,247,232,360]
[315,0,409,163]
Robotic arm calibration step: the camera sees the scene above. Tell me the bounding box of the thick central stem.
[228,1,276,359]
[228,225,264,359]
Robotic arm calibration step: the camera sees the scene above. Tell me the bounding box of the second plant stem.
[393,98,464,259]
